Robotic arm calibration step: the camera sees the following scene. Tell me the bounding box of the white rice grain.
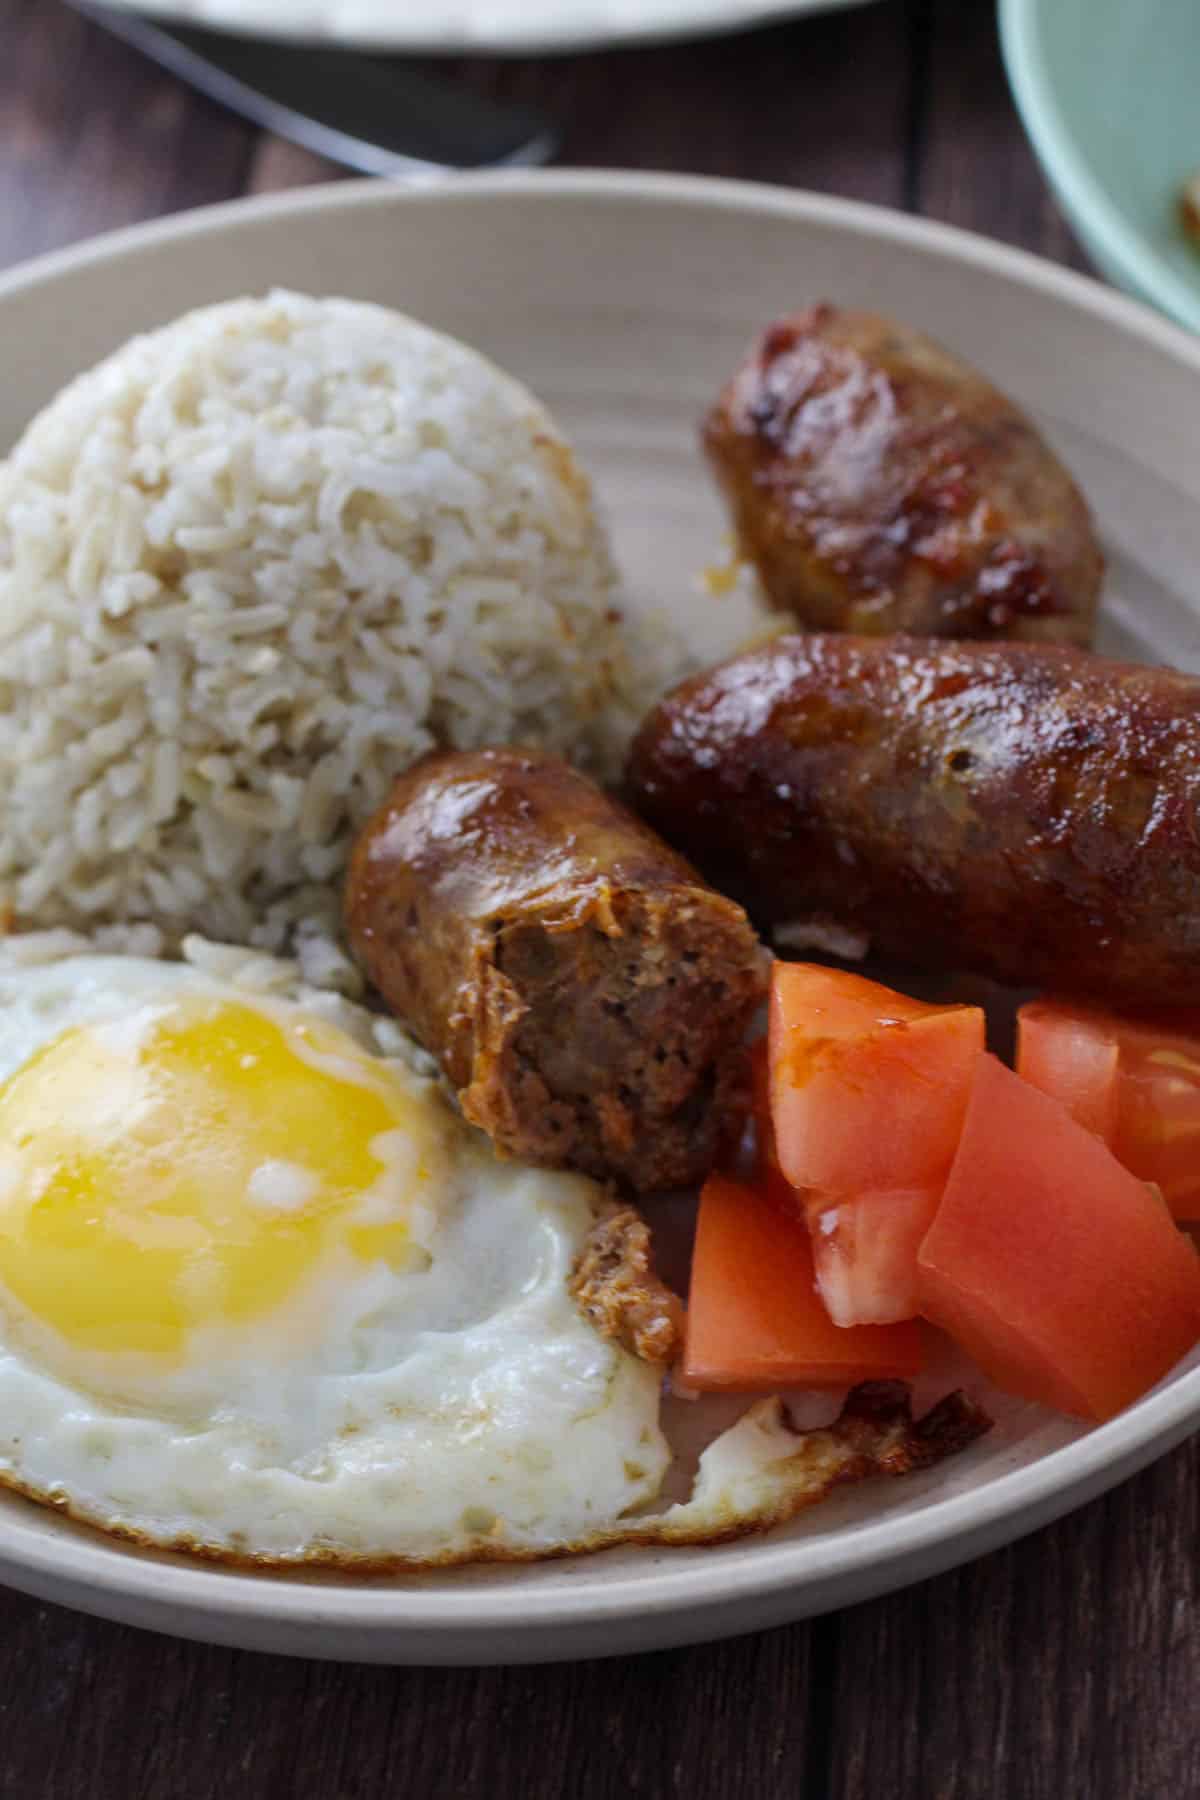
[0,291,672,956]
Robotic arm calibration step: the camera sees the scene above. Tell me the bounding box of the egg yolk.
[0,999,432,1357]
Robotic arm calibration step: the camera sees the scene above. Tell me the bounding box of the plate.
[101,0,868,54]
[3,171,1200,1663]
[1001,0,1200,333]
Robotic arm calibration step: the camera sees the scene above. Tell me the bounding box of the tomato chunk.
[806,1187,941,1327]
[1016,1001,1119,1141]
[769,963,985,1194]
[917,1054,1200,1421]
[766,964,984,1325]
[682,1172,923,1391]
[753,1039,925,1327]
[748,1038,783,1183]
[1018,1000,1200,1219]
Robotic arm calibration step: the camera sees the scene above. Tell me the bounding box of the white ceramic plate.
[3,172,1200,1664]
[103,0,868,53]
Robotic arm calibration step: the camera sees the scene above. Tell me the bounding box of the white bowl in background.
[100,0,869,54]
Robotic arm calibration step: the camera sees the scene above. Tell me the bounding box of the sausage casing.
[704,306,1103,645]
[628,634,1200,1010]
[345,747,767,1192]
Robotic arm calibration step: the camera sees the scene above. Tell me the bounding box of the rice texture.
[0,291,658,952]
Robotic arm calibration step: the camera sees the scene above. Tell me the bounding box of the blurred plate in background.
[99,0,871,54]
[1001,0,1200,332]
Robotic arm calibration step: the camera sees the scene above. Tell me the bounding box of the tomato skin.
[1018,1001,1200,1220]
[682,1172,924,1392]
[769,963,985,1195]
[917,1054,1200,1421]
[748,1038,783,1183]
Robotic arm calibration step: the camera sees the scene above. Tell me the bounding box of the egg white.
[0,935,968,1568]
[0,938,671,1565]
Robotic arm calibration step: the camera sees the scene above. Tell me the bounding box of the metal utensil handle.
[70,3,560,176]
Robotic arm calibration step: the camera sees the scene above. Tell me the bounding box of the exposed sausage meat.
[568,1204,685,1364]
[345,747,768,1191]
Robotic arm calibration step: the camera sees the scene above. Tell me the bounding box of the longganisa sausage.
[627,633,1200,1011]
[704,305,1104,645]
[345,746,769,1193]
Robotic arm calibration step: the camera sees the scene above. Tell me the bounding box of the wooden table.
[2,2,1196,1794]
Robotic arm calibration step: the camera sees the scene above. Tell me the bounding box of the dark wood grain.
[915,0,1089,269]
[240,4,916,207]
[409,2,915,199]
[0,1579,821,1799]
[0,4,1186,1798]
[830,1438,1200,1800]
[0,0,253,269]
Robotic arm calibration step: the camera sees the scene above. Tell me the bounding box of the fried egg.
[0,939,671,1564]
[0,937,987,1567]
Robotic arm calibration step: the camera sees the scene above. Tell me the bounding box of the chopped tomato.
[806,1187,941,1327]
[1015,1001,1119,1141]
[748,1038,783,1183]
[752,1035,933,1326]
[1018,1000,1200,1220]
[682,1171,923,1392]
[917,1054,1200,1421]
[1118,1027,1200,1220]
[766,963,984,1324]
[768,963,985,1194]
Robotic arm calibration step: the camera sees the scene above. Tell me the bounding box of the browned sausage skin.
[345,747,768,1192]
[704,305,1103,644]
[628,634,1200,1011]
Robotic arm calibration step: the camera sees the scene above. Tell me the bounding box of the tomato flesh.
[767,963,984,1325]
[917,1054,1200,1421]
[769,963,985,1194]
[806,1187,942,1327]
[1018,1000,1200,1219]
[682,1172,923,1392]
[1118,1037,1200,1219]
[1016,1002,1119,1141]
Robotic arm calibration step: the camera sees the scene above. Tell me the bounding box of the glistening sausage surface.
[704,306,1103,644]
[345,747,768,1192]
[628,634,1200,1010]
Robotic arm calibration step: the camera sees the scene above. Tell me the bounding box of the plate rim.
[5,167,1199,368]
[998,0,1200,334]
[97,0,868,55]
[3,167,1200,1655]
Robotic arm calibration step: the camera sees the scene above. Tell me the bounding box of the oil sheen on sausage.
[628,634,1200,1010]
[704,305,1103,644]
[345,747,768,1192]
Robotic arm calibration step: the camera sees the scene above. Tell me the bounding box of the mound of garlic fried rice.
[0,291,668,981]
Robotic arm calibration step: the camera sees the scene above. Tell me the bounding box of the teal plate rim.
[999,0,1200,334]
